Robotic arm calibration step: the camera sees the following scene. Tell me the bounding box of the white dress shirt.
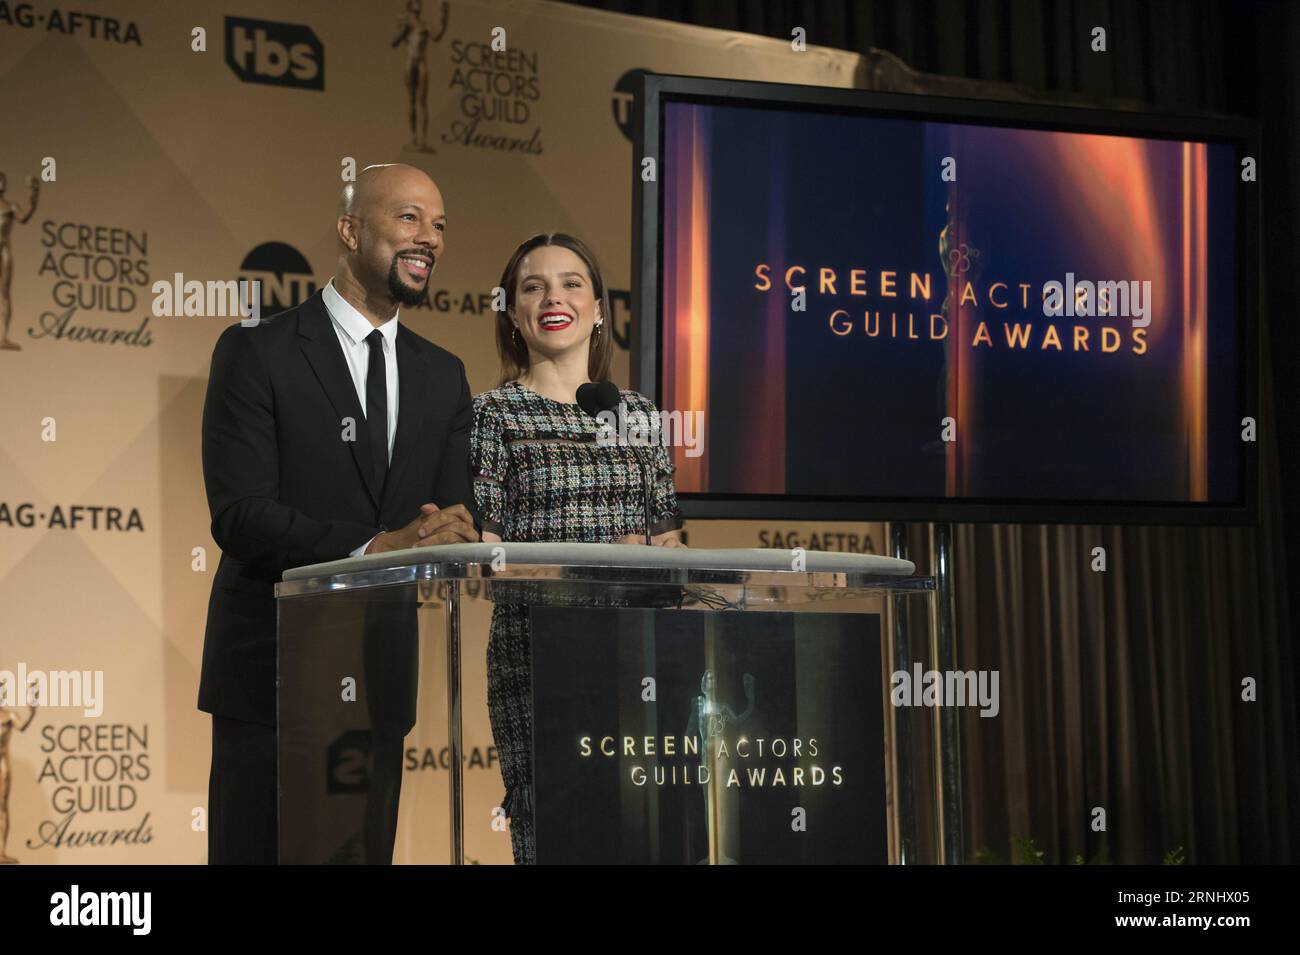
[321,279,399,556]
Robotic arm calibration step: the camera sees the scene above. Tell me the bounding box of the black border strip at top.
[631,72,1260,528]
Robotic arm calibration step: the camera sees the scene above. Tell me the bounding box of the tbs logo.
[225,16,324,90]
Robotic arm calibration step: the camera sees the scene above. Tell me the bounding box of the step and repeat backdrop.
[0,0,879,862]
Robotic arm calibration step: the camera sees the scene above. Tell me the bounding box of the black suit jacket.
[198,290,476,726]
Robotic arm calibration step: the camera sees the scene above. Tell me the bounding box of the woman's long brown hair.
[495,232,613,387]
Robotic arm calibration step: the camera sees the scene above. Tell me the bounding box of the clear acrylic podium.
[275,542,935,865]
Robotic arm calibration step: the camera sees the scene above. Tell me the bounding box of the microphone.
[576,380,654,545]
[576,380,621,417]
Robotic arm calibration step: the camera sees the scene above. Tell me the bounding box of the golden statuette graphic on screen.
[687,670,756,865]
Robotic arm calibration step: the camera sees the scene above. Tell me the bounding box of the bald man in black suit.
[199,164,479,863]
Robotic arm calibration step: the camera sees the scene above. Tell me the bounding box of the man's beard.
[387,256,431,307]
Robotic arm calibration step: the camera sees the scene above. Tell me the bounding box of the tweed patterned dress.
[470,380,683,865]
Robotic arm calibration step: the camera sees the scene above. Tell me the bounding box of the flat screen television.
[631,73,1259,525]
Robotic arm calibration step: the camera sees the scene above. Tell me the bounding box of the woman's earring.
[512,325,520,345]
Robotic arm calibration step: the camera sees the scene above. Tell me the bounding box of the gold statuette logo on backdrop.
[0,680,38,864]
[0,171,40,352]
[394,0,449,153]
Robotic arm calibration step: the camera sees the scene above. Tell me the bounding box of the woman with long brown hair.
[471,232,684,864]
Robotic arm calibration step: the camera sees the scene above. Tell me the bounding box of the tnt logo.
[611,68,651,142]
[238,242,316,318]
[224,16,324,90]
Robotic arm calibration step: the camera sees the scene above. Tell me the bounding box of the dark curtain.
[560,0,1300,863]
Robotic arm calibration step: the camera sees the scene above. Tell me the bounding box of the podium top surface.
[277,542,933,597]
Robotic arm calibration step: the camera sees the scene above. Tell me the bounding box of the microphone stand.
[630,444,654,546]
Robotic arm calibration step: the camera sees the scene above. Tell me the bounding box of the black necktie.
[365,329,389,491]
